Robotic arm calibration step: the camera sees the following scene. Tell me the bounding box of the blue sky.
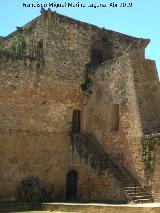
[0,0,159,77]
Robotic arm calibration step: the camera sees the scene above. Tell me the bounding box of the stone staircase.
[70,130,153,203]
[111,167,153,203]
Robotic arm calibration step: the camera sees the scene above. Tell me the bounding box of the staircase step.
[118,177,135,180]
[124,187,143,190]
[123,188,142,191]
[71,132,153,204]
[121,182,138,185]
[127,192,150,196]
[123,186,141,188]
[129,195,151,199]
[131,198,153,203]
[125,190,145,194]
[125,189,144,193]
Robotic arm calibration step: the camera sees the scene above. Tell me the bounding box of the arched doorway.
[66,170,78,201]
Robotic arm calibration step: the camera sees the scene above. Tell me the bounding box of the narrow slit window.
[111,104,120,132]
[72,110,81,133]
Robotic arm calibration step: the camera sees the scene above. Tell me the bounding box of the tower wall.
[0,11,159,202]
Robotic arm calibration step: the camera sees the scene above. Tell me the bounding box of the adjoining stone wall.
[142,134,160,202]
[85,55,146,186]
[132,58,160,134]
[153,154,160,202]
[153,145,160,202]
[84,55,160,196]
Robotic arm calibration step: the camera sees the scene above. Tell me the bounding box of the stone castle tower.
[0,9,160,203]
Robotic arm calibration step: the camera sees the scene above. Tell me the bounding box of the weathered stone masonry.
[0,10,159,202]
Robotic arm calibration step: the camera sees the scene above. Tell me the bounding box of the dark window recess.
[111,104,120,132]
[29,40,43,58]
[72,110,81,133]
[91,49,103,65]
[66,170,78,201]
[37,40,43,58]
[38,40,43,49]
